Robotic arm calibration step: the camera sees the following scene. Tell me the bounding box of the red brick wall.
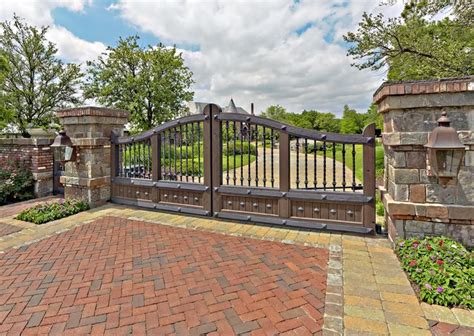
[0,138,55,197]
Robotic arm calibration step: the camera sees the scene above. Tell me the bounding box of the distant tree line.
[260,103,381,134]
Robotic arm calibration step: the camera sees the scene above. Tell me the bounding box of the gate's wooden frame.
[111,104,376,233]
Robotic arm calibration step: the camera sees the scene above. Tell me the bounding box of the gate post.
[202,104,221,214]
[279,131,291,219]
[362,123,376,232]
[56,107,129,207]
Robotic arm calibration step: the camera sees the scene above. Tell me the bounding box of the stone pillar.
[56,107,129,207]
[374,77,473,247]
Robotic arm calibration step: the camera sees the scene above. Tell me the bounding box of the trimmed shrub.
[16,199,90,224]
[0,156,34,205]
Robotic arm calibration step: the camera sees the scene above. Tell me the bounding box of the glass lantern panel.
[435,149,463,177]
[53,147,66,162]
[64,146,74,161]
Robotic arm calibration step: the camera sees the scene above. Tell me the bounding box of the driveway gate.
[111,104,376,233]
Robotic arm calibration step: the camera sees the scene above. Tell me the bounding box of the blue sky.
[1,0,399,115]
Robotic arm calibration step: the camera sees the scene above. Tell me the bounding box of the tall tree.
[0,15,82,136]
[260,105,288,122]
[344,1,473,80]
[340,105,365,134]
[84,36,194,131]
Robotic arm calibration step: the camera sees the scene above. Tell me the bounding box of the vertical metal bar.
[133,141,136,178]
[179,124,183,181]
[295,138,300,189]
[332,142,336,191]
[110,132,118,180]
[240,122,244,186]
[198,122,201,183]
[247,123,251,186]
[191,122,195,183]
[168,130,173,180]
[323,140,327,190]
[173,129,177,181]
[233,121,237,185]
[363,123,376,233]
[342,143,346,191]
[254,124,259,186]
[185,123,189,182]
[304,138,308,189]
[262,126,266,187]
[271,128,274,188]
[313,139,317,189]
[225,120,230,185]
[138,140,141,178]
[352,143,356,191]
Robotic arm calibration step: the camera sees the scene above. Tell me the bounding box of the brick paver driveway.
[0,216,328,335]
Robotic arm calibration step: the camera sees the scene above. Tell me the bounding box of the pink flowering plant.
[0,157,34,205]
[16,199,89,224]
[396,236,473,309]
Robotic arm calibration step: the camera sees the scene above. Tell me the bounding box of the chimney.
[251,103,254,115]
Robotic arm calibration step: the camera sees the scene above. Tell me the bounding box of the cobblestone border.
[322,242,343,335]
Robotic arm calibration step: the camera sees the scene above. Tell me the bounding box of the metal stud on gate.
[266,204,272,209]
[227,201,232,206]
[252,203,258,208]
[297,207,304,212]
[240,202,245,207]
[330,209,337,214]
[313,208,320,213]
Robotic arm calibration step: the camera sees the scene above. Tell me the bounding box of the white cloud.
[111,0,403,115]
[0,0,106,65]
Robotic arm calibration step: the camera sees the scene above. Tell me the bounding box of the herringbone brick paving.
[0,216,328,335]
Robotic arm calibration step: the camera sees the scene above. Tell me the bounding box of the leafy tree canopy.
[84,36,194,132]
[344,0,473,80]
[0,15,82,136]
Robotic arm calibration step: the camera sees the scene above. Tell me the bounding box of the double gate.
[111,104,376,233]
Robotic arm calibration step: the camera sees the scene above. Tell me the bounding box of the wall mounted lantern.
[51,130,76,162]
[425,112,465,186]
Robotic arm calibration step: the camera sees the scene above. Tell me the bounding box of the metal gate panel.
[110,104,376,234]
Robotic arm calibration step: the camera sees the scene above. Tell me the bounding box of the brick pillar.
[56,107,129,207]
[374,77,473,247]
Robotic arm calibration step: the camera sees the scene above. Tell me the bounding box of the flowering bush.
[396,236,473,309]
[16,199,89,224]
[0,157,34,205]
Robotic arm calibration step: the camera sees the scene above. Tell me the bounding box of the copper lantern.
[425,112,465,185]
[51,130,75,162]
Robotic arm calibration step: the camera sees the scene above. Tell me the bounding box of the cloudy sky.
[0,0,404,116]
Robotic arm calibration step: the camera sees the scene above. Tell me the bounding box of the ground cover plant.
[16,199,90,224]
[396,236,473,309]
[0,157,34,205]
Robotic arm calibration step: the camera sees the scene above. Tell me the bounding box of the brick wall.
[374,76,473,247]
[0,137,55,197]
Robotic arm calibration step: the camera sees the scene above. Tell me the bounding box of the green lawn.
[316,142,384,182]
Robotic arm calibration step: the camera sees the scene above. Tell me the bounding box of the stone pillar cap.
[57,106,129,119]
[373,76,474,104]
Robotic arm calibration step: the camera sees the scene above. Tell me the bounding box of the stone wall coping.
[57,106,130,119]
[60,175,110,188]
[0,137,54,146]
[373,76,474,104]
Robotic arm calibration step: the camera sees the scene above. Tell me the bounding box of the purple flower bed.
[396,236,473,309]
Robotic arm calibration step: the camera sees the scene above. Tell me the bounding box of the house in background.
[187,98,252,115]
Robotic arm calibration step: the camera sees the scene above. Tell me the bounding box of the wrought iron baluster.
[191,122,195,183]
[304,138,308,189]
[132,142,136,178]
[138,141,141,178]
[225,120,230,185]
[296,138,300,189]
[255,125,259,186]
[270,128,274,188]
[161,133,165,180]
[174,128,177,181]
[119,145,122,177]
[333,142,336,191]
[262,126,266,187]
[323,140,327,190]
[185,123,189,182]
[342,144,346,191]
[168,130,173,180]
[233,121,237,185]
[352,144,356,192]
[179,124,183,181]
[247,123,251,186]
[240,122,244,186]
[197,122,201,183]
[314,139,317,190]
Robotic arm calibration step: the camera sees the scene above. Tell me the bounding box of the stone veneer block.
[375,77,474,247]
